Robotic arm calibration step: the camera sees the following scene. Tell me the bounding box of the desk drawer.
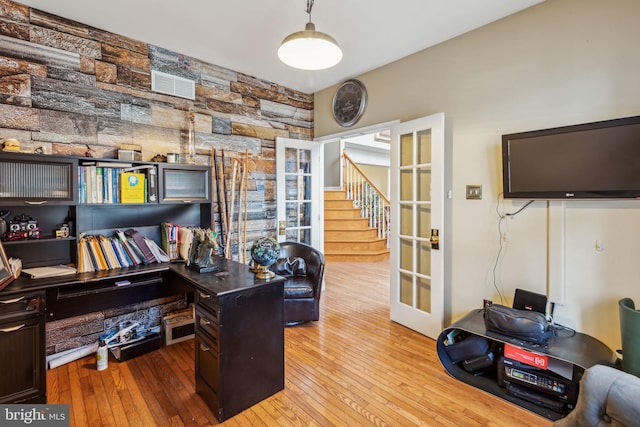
[195,333,220,418]
[195,307,219,349]
[195,290,219,321]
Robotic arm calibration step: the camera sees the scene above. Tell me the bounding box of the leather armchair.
[270,241,325,326]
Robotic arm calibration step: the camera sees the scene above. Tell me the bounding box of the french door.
[275,137,323,250]
[389,113,445,339]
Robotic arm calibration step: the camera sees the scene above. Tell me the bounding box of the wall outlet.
[483,299,493,310]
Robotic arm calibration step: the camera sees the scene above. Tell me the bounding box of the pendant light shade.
[278,1,343,70]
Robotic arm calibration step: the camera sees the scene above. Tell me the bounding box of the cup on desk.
[167,153,179,163]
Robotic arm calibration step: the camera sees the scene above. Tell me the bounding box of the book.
[125,228,156,264]
[161,223,180,261]
[22,265,77,279]
[120,172,146,203]
[111,237,131,268]
[144,237,170,263]
[115,230,141,266]
[96,167,104,203]
[123,165,158,203]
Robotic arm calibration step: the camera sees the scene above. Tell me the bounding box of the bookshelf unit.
[0,152,212,270]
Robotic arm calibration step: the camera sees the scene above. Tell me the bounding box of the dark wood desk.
[169,261,285,421]
[0,258,285,422]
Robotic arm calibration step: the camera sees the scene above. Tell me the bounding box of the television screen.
[502,115,640,199]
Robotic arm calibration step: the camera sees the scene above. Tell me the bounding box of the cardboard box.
[504,343,549,369]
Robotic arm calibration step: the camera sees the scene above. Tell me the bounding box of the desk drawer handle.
[25,200,47,205]
[0,324,25,333]
[1,296,25,304]
[200,343,210,352]
[199,292,211,299]
[200,318,211,326]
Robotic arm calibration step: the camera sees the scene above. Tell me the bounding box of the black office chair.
[619,298,640,377]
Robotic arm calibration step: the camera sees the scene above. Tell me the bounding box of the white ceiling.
[17,0,543,94]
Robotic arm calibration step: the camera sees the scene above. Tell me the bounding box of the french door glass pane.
[417,168,431,201]
[400,133,413,166]
[400,205,412,236]
[285,147,297,173]
[416,276,431,312]
[417,240,431,276]
[400,273,413,305]
[417,129,432,164]
[417,206,431,239]
[400,238,412,271]
[400,170,412,201]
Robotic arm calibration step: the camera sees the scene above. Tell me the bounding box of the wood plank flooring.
[47,260,551,426]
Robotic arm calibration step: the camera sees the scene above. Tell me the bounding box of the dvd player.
[506,383,566,413]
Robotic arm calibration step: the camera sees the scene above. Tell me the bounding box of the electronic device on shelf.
[513,288,548,314]
[502,114,640,199]
[497,356,579,411]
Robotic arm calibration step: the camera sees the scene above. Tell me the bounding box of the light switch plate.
[466,185,482,200]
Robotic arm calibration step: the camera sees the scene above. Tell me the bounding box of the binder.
[88,236,108,270]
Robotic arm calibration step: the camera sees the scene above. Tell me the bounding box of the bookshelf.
[0,152,212,270]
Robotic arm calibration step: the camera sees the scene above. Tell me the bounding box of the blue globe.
[251,236,280,267]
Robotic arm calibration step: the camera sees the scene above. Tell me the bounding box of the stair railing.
[342,150,390,244]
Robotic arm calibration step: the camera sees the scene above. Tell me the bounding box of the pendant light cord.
[306,0,314,21]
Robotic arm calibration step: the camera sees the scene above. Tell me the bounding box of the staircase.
[324,190,390,262]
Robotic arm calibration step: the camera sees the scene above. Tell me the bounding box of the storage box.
[162,309,195,345]
[504,343,549,369]
[118,149,142,161]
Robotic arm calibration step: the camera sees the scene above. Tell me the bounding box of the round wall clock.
[332,79,367,127]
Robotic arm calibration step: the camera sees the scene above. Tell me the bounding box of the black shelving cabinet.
[0,152,212,268]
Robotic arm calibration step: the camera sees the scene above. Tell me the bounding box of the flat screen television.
[502,115,640,199]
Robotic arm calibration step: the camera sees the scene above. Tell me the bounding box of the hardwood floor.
[47,260,551,426]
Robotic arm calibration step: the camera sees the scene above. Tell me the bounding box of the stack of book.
[77,229,169,273]
[78,162,157,204]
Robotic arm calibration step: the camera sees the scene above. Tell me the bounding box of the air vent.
[151,70,195,100]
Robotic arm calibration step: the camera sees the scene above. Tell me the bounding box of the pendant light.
[278,0,343,70]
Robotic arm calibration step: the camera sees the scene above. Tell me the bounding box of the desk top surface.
[0,256,284,296]
[170,258,284,296]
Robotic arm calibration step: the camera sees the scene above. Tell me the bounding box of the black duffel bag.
[484,304,555,345]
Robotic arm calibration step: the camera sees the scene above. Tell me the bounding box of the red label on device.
[504,343,549,369]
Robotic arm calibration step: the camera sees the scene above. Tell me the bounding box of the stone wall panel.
[30,25,101,59]
[0,0,28,24]
[29,9,90,39]
[0,54,46,76]
[0,0,313,268]
[0,101,37,129]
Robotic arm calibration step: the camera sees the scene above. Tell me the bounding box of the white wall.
[314,0,640,351]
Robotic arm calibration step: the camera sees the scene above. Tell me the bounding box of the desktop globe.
[250,236,280,279]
